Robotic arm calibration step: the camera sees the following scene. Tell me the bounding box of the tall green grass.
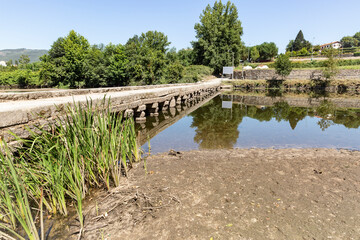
[0,98,141,239]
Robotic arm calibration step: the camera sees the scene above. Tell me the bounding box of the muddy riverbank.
[53,148,360,240]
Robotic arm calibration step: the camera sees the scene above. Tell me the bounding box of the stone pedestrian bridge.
[0,79,221,144]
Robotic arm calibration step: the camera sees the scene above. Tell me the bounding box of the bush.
[274,54,292,79]
[354,52,360,56]
[181,65,213,83]
[0,70,41,87]
[161,61,185,84]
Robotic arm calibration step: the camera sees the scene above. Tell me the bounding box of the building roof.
[320,41,341,47]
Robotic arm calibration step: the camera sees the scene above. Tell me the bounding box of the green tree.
[103,43,129,86]
[166,47,178,63]
[286,40,294,52]
[250,46,260,62]
[322,48,338,80]
[257,42,278,61]
[297,47,309,56]
[83,44,106,87]
[163,61,184,83]
[192,0,244,73]
[313,45,321,52]
[353,32,360,46]
[177,48,195,66]
[40,30,90,88]
[18,55,30,67]
[274,54,292,79]
[125,31,170,85]
[340,36,359,48]
[6,59,13,67]
[287,30,312,52]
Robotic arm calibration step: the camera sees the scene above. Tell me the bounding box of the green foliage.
[286,30,312,52]
[18,55,30,67]
[257,42,278,61]
[341,36,359,48]
[40,30,90,88]
[182,65,213,83]
[322,48,339,80]
[177,48,195,66]
[353,32,360,45]
[162,61,185,83]
[313,45,321,52]
[1,99,140,238]
[250,47,260,62]
[0,70,41,87]
[354,52,360,56]
[267,58,360,69]
[0,143,41,240]
[125,31,170,85]
[192,0,244,73]
[274,54,292,79]
[103,43,129,86]
[298,47,309,56]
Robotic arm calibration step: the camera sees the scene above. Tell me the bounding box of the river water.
[138,92,360,154]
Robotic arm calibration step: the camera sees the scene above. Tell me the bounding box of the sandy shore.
[56,148,360,240]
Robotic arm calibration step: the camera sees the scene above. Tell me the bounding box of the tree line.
[1,1,282,88]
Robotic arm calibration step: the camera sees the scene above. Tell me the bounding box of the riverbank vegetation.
[0,30,213,89]
[0,99,140,239]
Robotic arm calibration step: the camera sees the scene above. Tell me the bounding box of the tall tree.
[353,32,360,46]
[40,30,90,88]
[257,42,278,61]
[341,36,359,48]
[250,46,260,62]
[289,30,312,52]
[103,43,129,86]
[18,55,30,66]
[192,0,244,74]
[125,31,170,85]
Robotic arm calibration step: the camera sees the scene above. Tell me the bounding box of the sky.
[1,0,360,53]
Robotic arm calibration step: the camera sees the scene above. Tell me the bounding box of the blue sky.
[1,0,359,52]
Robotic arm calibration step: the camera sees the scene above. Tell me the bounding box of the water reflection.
[140,93,360,153]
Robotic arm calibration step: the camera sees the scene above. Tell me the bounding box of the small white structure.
[320,41,342,50]
[0,61,6,67]
[222,66,234,79]
[255,65,269,69]
[243,65,253,70]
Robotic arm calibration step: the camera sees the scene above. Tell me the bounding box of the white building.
[320,41,342,50]
[0,61,6,67]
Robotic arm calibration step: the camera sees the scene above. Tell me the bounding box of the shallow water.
[138,93,360,154]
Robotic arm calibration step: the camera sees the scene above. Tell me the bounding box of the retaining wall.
[234,69,360,80]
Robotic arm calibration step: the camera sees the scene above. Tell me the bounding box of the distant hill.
[0,48,48,63]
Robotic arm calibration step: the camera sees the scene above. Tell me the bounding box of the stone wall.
[234,69,360,80]
[228,94,360,109]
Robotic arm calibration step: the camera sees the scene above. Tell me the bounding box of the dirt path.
[57,148,360,240]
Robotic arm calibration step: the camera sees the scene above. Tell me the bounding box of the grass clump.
[0,98,140,239]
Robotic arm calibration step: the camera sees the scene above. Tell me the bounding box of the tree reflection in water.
[190,95,360,149]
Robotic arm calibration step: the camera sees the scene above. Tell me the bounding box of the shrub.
[354,52,360,56]
[0,70,41,87]
[162,61,185,84]
[274,54,292,79]
[181,65,213,83]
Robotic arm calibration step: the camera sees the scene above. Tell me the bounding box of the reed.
[0,98,141,239]
[0,142,41,240]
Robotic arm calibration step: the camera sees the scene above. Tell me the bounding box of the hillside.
[0,48,48,63]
